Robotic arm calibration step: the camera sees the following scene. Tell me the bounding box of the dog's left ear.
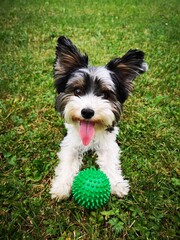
[106,50,148,103]
[54,36,88,80]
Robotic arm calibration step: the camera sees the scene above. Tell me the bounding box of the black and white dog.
[50,36,148,200]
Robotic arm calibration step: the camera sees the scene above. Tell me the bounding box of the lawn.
[0,0,179,239]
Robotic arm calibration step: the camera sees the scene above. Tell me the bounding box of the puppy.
[50,36,148,200]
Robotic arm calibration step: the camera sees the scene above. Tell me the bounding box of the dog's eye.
[102,91,109,99]
[74,88,83,96]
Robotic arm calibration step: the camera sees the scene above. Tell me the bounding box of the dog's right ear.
[106,49,148,103]
[54,36,88,82]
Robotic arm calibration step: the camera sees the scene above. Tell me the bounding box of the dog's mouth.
[79,121,95,146]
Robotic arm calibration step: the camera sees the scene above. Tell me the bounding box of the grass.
[0,0,179,239]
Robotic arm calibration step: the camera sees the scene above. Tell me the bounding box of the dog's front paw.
[50,178,72,200]
[111,180,130,198]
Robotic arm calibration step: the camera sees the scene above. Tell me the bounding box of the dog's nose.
[81,108,95,119]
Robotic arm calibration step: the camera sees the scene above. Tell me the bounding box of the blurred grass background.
[0,0,179,239]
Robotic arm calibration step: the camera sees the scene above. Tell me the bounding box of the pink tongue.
[79,121,95,146]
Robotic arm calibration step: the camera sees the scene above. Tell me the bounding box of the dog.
[50,36,148,200]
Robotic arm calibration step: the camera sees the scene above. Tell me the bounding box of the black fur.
[54,36,88,94]
[106,49,146,103]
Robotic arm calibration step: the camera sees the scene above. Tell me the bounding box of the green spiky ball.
[72,168,111,209]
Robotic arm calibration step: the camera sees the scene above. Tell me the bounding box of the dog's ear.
[54,36,88,80]
[106,50,148,103]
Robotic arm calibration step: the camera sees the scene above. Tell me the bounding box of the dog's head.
[54,36,148,145]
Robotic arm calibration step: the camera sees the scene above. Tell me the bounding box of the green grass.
[0,0,179,239]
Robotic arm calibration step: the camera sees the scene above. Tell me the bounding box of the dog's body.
[50,36,148,200]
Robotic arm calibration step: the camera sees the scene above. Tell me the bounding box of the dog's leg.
[50,136,83,200]
[96,134,129,198]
